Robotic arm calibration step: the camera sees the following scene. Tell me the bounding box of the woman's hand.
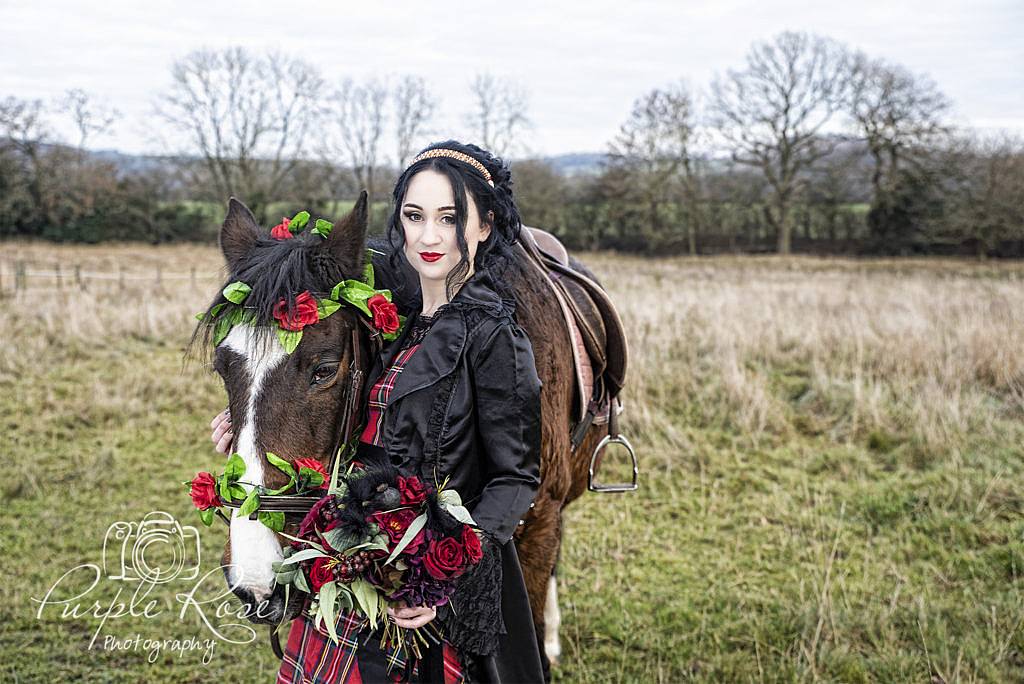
[387,601,436,629]
[210,408,234,454]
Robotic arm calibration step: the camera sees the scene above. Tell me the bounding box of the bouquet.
[187,453,485,658]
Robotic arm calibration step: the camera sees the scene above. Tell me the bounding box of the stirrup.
[587,432,638,492]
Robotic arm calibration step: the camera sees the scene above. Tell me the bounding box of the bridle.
[213,313,386,658]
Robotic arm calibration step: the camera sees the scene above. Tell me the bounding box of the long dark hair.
[385,140,523,306]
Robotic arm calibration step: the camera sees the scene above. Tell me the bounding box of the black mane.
[188,227,367,362]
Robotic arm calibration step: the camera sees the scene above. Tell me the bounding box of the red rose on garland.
[293,457,329,488]
[309,556,335,591]
[270,217,292,240]
[189,472,220,510]
[398,475,427,505]
[273,290,319,331]
[367,294,400,333]
[462,526,483,564]
[423,536,466,580]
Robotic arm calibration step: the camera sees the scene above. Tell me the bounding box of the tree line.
[1,33,1021,256]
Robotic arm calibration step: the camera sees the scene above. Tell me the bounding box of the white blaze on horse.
[191,194,632,670]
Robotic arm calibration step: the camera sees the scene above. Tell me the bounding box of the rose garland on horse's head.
[195,208,405,354]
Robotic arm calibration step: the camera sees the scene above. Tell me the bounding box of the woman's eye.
[404,212,422,222]
[440,214,455,225]
[311,364,338,385]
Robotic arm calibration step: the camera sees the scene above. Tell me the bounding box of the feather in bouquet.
[271,456,485,658]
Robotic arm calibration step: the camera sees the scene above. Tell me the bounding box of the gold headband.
[408,148,495,187]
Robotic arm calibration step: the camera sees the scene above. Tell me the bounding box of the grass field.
[2,243,1023,682]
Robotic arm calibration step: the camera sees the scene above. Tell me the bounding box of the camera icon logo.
[102,510,201,584]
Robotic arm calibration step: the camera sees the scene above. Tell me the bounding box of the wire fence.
[0,259,221,293]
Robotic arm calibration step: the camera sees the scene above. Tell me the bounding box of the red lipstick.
[419,252,443,262]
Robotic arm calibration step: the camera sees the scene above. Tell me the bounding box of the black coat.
[358,264,546,683]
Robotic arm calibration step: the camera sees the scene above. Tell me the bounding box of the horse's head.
[192,193,374,623]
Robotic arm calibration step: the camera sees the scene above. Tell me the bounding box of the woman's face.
[400,169,492,285]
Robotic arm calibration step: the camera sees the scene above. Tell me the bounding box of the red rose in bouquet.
[189,472,220,510]
[398,475,427,505]
[423,536,467,581]
[309,556,335,591]
[462,526,483,564]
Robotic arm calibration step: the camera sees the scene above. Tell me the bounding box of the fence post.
[16,261,25,291]
[74,265,84,290]
[55,262,62,289]
[190,266,196,287]
[119,264,125,291]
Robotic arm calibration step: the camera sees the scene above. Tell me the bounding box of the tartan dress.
[277,312,470,684]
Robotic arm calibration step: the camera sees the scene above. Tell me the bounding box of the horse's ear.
[322,190,369,278]
[221,197,259,270]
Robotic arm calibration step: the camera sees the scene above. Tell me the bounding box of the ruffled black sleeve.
[435,530,505,657]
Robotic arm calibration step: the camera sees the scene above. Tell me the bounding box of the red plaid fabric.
[360,342,423,447]
[276,605,466,683]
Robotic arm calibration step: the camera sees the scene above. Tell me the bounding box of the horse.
[191,193,615,673]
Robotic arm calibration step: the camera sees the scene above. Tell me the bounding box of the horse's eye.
[311,363,338,386]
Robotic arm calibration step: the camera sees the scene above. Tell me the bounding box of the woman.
[210,140,546,683]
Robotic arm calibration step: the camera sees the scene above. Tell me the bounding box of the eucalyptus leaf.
[336,586,354,612]
[322,527,359,553]
[279,531,325,552]
[281,548,328,565]
[350,578,378,630]
[294,570,311,594]
[384,513,427,565]
[438,489,462,507]
[319,581,340,644]
[444,504,476,526]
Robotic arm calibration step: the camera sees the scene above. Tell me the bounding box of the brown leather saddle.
[515,226,637,492]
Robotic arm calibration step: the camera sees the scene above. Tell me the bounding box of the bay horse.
[191,193,613,674]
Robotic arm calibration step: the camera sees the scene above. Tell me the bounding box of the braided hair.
[385,140,523,306]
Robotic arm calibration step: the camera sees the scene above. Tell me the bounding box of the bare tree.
[393,75,437,168]
[711,31,852,253]
[608,83,705,254]
[465,73,530,158]
[323,77,388,207]
[155,47,323,221]
[60,88,120,151]
[849,54,951,201]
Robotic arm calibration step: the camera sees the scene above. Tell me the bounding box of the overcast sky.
[1,0,1021,159]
